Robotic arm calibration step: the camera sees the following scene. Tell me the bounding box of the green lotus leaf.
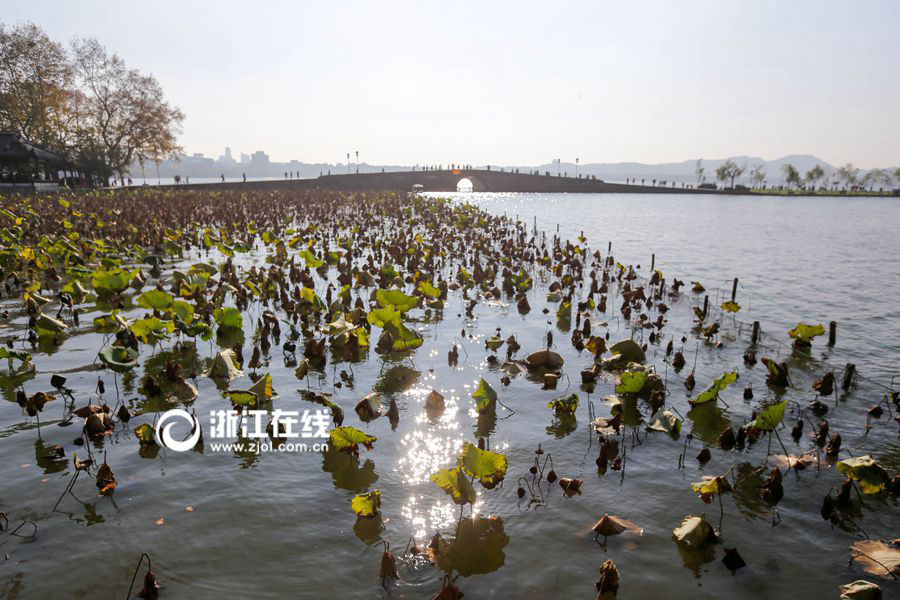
[172,300,195,323]
[188,262,217,276]
[0,347,32,363]
[353,327,369,348]
[35,313,67,336]
[601,339,646,369]
[375,288,419,312]
[459,442,507,488]
[351,490,381,518]
[98,345,139,372]
[386,321,423,351]
[93,312,127,332]
[298,287,325,311]
[615,370,647,394]
[90,268,135,295]
[431,465,477,505]
[223,390,259,408]
[298,249,324,268]
[136,289,174,311]
[691,475,732,499]
[416,280,441,299]
[213,306,242,330]
[61,279,90,303]
[556,300,571,321]
[788,323,826,342]
[472,377,498,413]
[178,319,214,340]
[836,455,890,494]
[366,306,402,328]
[747,400,787,431]
[690,370,739,405]
[609,339,645,363]
[129,317,174,344]
[720,301,741,313]
[330,426,377,455]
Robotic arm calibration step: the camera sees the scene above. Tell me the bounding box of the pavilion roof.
[0,131,73,166]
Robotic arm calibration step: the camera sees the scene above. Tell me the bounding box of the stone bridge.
[307,169,704,193]
[179,168,718,194]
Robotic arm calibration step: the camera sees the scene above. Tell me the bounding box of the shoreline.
[3,169,897,197]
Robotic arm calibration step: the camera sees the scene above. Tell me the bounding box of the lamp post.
[576,157,579,178]
[347,153,350,174]
[355,150,359,174]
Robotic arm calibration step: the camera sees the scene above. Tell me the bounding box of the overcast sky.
[7,0,899,167]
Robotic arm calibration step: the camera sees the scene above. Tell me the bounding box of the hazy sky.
[7,1,900,167]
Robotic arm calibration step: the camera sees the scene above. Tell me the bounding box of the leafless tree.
[70,37,183,184]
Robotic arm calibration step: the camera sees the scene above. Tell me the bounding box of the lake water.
[1,192,898,599]
[441,192,900,383]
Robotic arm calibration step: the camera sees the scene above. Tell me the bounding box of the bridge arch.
[456,177,474,192]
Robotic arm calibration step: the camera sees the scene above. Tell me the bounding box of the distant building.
[240,153,251,164]
[180,152,214,167]
[217,146,236,165]
[251,151,269,165]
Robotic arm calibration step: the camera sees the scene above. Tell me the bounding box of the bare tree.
[0,22,74,150]
[749,164,766,189]
[715,160,744,188]
[835,163,859,190]
[781,163,801,189]
[865,168,886,191]
[71,38,183,184]
[804,164,824,190]
[695,159,705,185]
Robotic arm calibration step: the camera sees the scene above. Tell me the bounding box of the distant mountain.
[524,154,841,186]
[522,155,899,187]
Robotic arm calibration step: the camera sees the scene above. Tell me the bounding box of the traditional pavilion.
[0,130,94,191]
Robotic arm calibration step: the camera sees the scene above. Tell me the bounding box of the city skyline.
[8,1,899,168]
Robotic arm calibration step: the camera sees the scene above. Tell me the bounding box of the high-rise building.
[251,151,270,165]
[218,146,236,165]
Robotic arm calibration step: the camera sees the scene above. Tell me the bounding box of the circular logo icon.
[155,409,201,452]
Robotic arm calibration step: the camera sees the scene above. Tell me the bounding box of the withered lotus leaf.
[849,539,900,579]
